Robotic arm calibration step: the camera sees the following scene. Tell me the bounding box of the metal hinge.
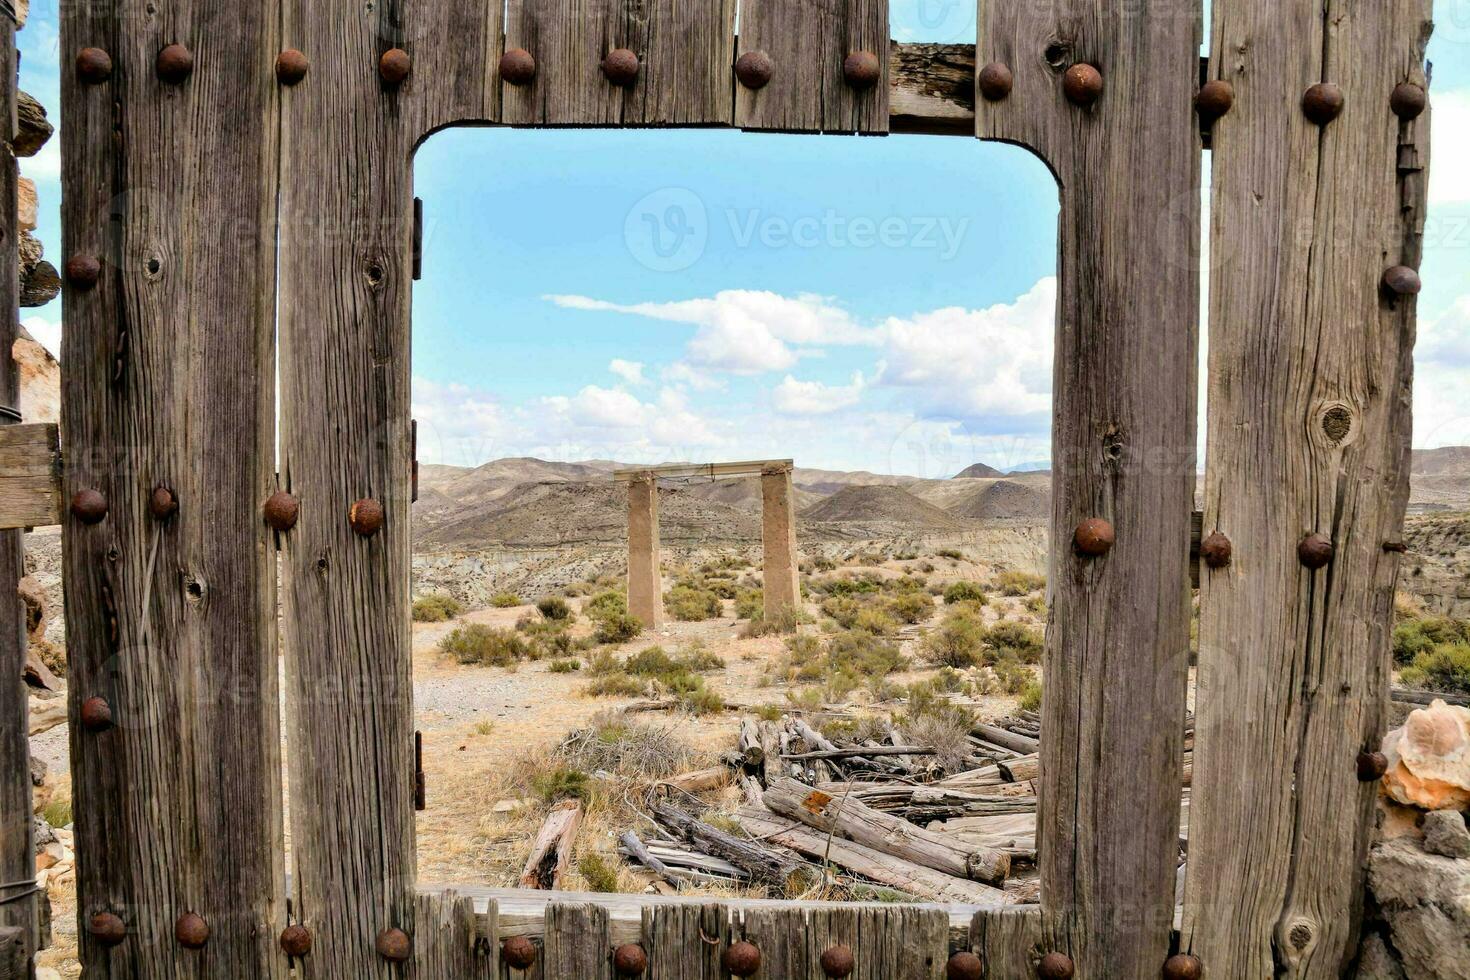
[412,198,424,281]
[414,731,426,811]
[410,419,419,503]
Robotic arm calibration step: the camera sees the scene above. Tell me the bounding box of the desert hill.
[953,462,1003,479]
[801,485,964,529]
[949,479,1051,520]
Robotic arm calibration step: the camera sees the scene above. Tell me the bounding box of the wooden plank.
[1182,1,1434,976]
[735,0,888,134]
[0,423,61,529]
[634,0,737,126]
[59,0,287,975]
[967,906,1050,980]
[889,42,973,136]
[642,903,728,980]
[407,892,497,980]
[737,906,809,980]
[976,1,1202,976]
[858,906,947,980]
[806,907,859,980]
[0,926,25,980]
[543,903,611,980]
[612,459,792,482]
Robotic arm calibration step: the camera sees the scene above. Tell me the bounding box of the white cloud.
[20,140,60,184]
[772,372,866,415]
[20,316,61,357]
[660,362,726,392]
[608,359,647,386]
[564,385,645,428]
[411,377,511,466]
[1416,296,1470,447]
[1430,90,1470,206]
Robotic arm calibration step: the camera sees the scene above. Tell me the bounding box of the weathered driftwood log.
[657,767,730,796]
[822,785,1037,822]
[519,800,582,890]
[972,723,1040,755]
[782,745,936,762]
[652,803,812,890]
[763,778,1010,885]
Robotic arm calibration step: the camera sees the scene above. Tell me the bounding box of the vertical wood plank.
[543,903,612,979]
[976,1,1202,976]
[643,903,729,980]
[408,892,497,979]
[859,906,946,980]
[1183,1,1434,976]
[806,907,859,980]
[968,906,1051,980]
[59,0,288,975]
[737,906,808,980]
[633,0,736,126]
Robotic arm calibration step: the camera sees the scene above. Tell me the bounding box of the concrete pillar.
[626,475,663,629]
[761,464,801,620]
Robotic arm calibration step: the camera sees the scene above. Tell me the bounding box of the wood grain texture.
[976,1,1202,976]
[1182,1,1434,976]
[543,903,611,979]
[735,0,888,134]
[966,906,1054,980]
[58,0,287,975]
[407,892,498,979]
[0,423,61,529]
[642,903,728,980]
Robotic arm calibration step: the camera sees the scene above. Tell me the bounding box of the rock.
[1422,809,1470,859]
[17,176,37,231]
[33,815,55,847]
[19,228,42,271]
[15,324,61,425]
[1353,933,1406,980]
[1368,837,1470,979]
[20,259,60,308]
[15,91,53,157]
[1381,699,1470,812]
[29,754,46,787]
[14,0,27,28]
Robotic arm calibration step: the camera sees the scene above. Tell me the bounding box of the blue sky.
[17,1,1470,476]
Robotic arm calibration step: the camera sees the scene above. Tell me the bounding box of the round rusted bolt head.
[945,951,983,980]
[263,491,300,532]
[76,48,114,84]
[1302,82,1344,125]
[1200,531,1233,569]
[157,44,194,84]
[613,943,648,976]
[1163,954,1203,980]
[1063,63,1103,107]
[501,48,537,86]
[80,696,115,732]
[1382,265,1422,297]
[380,48,412,85]
[89,912,127,947]
[176,912,210,949]
[71,489,108,525]
[821,944,855,978]
[602,48,640,87]
[66,255,103,289]
[150,485,179,520]
[1298,533,1334,570]
[1038,951,1075,980]
[502,935,538,969]
[735,51,775,91]
[1390,82,1426,121]
[1196,79,1234,120]
[280,924,312,957]
[1358,750,1389,782]
[1074,518,1115,558]
[978,62,1013,102]
[375,927,411,962]
[843,50,881,90]
[722,941,762,978]
[350,498,385,537]
[277,49,310,85]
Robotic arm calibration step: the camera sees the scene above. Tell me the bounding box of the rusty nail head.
[1196,79,1234,120]
[613,943,648,976]
[735,51,775,91]
[501,48,537,86]
[66,255,102,289]
[1163,954,1203,980]
[380,48,412,85]
[1200,531,1232,569]
[280,924,313,957]
[1074,517,1115,558]
[1298,533,1334,570]
[263,491,300,532]
[71,489,108,525]
[1302,82,1344,125]
[1390,82,1426,121]
[946,951,982,980]
[176,912,210,949]
[150,485,179,520]
[1383,541,1408,554]
[723,941,762,978]
[375,928,411,962]
[978,62,1013,102]
[821,944,855,978]
[602,48,640,87]
[843,50,881,90]
[1358,750,1389,782]
[77,48,114,83]
[1382,265,1422,297]
[502,935,538,969]
[90,912,127,947]
[1038,952,1075,980]
[156,44,194,83]
[350,498,385,537]
[1063,63,1103,107]
[277,49,310,85]
[80,696,114,732]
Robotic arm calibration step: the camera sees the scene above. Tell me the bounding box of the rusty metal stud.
[1163,954,1203,980]
[1200,531,1232,569]
[280,924,312,957]
[821,944,855,978]
[613,943,648,976]
[1073,518,1115,558]
[735,51,775,91]
[277,49,310,85]
[89,912,127,947]
[1382,265,1422,297]
[65,255,102,289]
[1196,79,1234,120]
[375,928,411,962]
[602,48,640,87]
[156,44,194,83]
[71,489,108,525]
[1037,951,1075,980]
[501,48,537,86]
[1298,533,1334,570]
[263,491,300,532]
[945,951,983,980]
[80,696,114,732]
[176,912,210,949]
[1302,82,1344,125]
[843,51,881,90]
[1383,541,1409,554]
[350,498,385,537]
[76,48,114,84]
[380,48,412,85]
[1063,63,1103,107]
[977,62,1013,102]
[1390,82,1426,121]
[150,485,179,520]
[722,941,762,978]
[502,935,538,969]
[1358,750,1389,782]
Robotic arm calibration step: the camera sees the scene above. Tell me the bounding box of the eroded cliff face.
[1401,514,1470,619]
[13,324,59,425]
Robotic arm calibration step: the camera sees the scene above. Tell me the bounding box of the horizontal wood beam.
[0,423,60,530]
[890,42,975,136]
[612,459,794,482]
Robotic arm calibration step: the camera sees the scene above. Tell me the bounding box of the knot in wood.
[1320,404,1354,444]
[978,62,1013,102]
[945,951,983,980]
[735,51,775,91]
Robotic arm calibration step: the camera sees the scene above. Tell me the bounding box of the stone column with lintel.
[761,462,801,620]
[625,473,664,629]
